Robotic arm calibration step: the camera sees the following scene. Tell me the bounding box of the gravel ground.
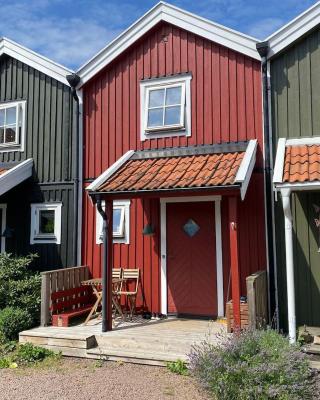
[0,358,209,400]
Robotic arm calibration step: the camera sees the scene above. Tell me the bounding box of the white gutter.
[281,188,296,343]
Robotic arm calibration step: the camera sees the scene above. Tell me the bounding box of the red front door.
[167,202,217,316]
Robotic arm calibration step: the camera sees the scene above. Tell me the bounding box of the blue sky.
[0,0,317,70]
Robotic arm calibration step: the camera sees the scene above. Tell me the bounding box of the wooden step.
[302,344,320,355]
[19,328,97,350]
[87,346,188,366]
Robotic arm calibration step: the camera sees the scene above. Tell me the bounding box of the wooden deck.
[20,318,226,366]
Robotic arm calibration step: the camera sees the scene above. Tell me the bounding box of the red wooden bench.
[51,286,95,327]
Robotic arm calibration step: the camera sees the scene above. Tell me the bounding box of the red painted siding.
[82,22,266,313]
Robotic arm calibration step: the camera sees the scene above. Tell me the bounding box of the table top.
[81,278,124,286]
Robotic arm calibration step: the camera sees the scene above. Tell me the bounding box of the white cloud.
[0,0,142,69]
[247,18,285,39]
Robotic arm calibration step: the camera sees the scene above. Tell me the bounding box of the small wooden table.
[81,278,125,325]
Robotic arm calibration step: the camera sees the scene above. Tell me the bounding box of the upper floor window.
[140,74,191,141]
[0,101,25,152]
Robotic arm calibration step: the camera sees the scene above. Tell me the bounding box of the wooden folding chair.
[112,268,123,317]
[118,269,140,320]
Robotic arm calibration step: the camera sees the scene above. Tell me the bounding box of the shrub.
[0,253,40,326]
[15,343,58,365]
[0,307,32,341]
[167,359,189,375]
[0,343,60,369]
[189,329,316,400]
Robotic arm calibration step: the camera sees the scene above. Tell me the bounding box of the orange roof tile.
[283,144,320,183]
[98,149,246,193]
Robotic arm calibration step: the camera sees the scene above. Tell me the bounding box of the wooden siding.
[82,22,266,313]
[0,54,76,269]
[0,55,75,182]
[83,22,263,179]
[271,28,320,327]
[1,181,74,269]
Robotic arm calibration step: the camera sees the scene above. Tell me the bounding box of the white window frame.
[96,200,130,244]
[0,101,26,152]
[30,203,62,244]
[140,74,192,141]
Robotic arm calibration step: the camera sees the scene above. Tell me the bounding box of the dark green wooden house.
[0,37,79,270]
[262,3,320,341]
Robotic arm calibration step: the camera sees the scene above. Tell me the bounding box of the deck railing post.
[40,273,51,326]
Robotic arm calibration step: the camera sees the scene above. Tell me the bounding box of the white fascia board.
[286,136,320,146]
[273,138,286,184]
[0,37,73,86]
[86,150,135,191]
[266,1,320,58]
[77,2,259,86]
[275,181,320,192]
[0,158,33,196]
[235,139,257,200]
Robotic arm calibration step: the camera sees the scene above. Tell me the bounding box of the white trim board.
[266,1,320,58]
[0,158,33,196]
[160,195,224,317]
[273,138,286,184]
[235,139,257,200]
[77,1,260,86]
[86,150,134,192]
[0,38,73,86]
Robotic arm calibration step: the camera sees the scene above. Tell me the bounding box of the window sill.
[142,128,190,141]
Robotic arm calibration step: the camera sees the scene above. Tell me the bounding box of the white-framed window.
[96,200,130,244]
[140,74,192,141]
[30,203,62,244]
[0,101,26,152]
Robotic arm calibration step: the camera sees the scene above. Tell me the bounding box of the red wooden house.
[77,2,266,331]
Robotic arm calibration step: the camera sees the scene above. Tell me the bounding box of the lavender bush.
[189,328,316,400]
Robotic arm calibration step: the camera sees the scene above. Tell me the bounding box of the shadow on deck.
[19,318,226,366]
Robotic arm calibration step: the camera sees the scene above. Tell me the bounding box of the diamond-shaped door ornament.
[183,219,200,237]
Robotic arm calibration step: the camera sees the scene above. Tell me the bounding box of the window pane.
[5,127,16,143]
[164,106,181,126]
[113,209,122,234]
[39,210,55,235]
[0,110,4,127]
[0,128,4,144]
[166,86,182,105]
[149,89,165,107]
[6,107,16,125]
[148,108,163,127]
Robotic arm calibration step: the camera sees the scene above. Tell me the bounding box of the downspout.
[96,195,110,332]
[66,73,80,266]
[281,188,296,343]
[256,41,278,327]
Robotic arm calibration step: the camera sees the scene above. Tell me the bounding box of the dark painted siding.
[0,54,76,268]
[0,55,75,181]
[271,28,320,327]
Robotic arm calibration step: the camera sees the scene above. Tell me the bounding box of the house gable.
[77,1,260,86]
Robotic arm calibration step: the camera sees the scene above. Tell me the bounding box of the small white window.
[0,101,26,151]
[140,74,191,141]
[30,203,62,244]
[96,200,130,244]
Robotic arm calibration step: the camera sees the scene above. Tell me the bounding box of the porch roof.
[87,140,257,200]
[0,158,33,196]
[273,137,320,191]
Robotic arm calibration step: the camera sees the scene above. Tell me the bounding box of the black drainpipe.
[96,195,110,332]
[66,73,80,266]
[256,41,278,328]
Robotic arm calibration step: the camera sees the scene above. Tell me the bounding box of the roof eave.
[266,1,320,59]
[0,37,73,86]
